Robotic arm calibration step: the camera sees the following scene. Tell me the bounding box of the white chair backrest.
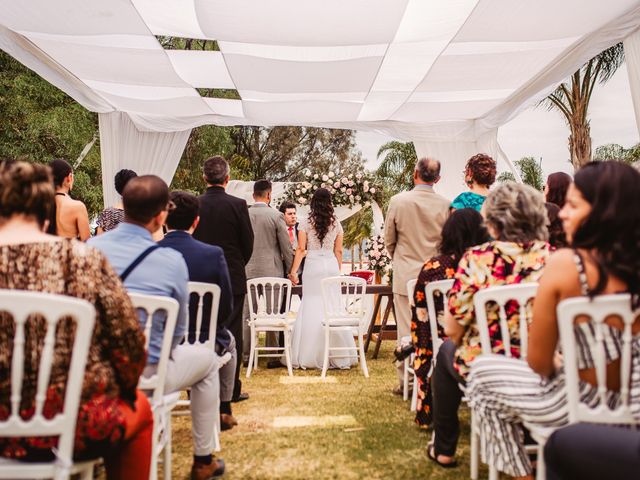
[557,294,639,424]
[473,283,539,360]
[424,279,455,359]
[321,276,367,325]
[406,279,418,308]
[246,277,292,320]
[0,290,95,465]
[130,293,179,405]
[188,281,221,345]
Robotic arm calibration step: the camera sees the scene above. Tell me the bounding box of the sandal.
[427,443,458,469]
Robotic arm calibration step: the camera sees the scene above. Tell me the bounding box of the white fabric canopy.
[99,112,191,207]
[2,0,640,201]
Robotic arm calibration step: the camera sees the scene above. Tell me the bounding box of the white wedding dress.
[290,217,357,369]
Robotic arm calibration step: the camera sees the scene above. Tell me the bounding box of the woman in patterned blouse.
[96,169,137,234]
[0,161,151,479]
[427,182,550,469]
[411,208,490,427]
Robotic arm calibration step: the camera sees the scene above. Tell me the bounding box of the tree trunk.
[351,246,355,272]
[568,120,592,170]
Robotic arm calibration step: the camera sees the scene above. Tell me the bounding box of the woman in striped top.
[467,161,640,479]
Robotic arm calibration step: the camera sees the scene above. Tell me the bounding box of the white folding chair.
[525,294,640,480]
[402,279,418,405]
[320,276,369,379]
[0,291,97,480]
[246,277,295,377]
[131,293,180,480]
[473,283,539,480]
[174,282,230,452]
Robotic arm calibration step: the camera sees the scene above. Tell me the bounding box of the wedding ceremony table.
[291,284,395,359]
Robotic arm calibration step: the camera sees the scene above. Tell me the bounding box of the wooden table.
[291,283,395,359]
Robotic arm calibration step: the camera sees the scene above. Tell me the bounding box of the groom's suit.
[243,203,294,353]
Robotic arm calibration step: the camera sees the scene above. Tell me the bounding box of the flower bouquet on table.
[364,234,391,282]
[283,169,380,207]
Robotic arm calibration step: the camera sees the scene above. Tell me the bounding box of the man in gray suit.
[243,180,294,359]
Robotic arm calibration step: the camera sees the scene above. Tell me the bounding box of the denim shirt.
[88,223,189,364]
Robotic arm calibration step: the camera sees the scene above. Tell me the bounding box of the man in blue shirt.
[89,175,225,479]
[159,190,238,431]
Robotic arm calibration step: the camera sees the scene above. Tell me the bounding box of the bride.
[288,188,357,369]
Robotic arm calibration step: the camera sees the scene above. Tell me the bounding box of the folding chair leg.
[163,415,172,480]
[410,373,418,412]
[149,421,159,480]
[321,326,330,378]
[284,329,293,376]
[536,444,546,480]
[358,332,369,378]
[403,358,410,400]
[470,409,479,480]
[246,326,256,378]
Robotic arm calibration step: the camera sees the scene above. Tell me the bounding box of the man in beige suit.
[384,157,449,389]
[243,180,294,359]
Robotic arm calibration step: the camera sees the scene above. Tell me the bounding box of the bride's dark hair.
[572,161,640,306]
[309,188,336,247]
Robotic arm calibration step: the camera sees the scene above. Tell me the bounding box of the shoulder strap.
[572,249,590,296]
[120,245,161,282]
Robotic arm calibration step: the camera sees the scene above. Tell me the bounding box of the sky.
[356,64,639,178]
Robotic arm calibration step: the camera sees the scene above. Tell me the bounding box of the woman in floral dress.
[411,208,489,427]
[0,161,151,479]
[428,182,550,469]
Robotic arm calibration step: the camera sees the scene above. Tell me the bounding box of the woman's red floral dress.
[0,240,146,461]
[411,254,457,426]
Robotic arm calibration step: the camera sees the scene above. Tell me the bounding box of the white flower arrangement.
[284,169,380,208]
[364,234,391,276]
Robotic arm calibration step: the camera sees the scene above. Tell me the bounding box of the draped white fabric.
[99,112,191,207]
[2,0,640,139]
[624,29,640,137]
[2,1,640,193]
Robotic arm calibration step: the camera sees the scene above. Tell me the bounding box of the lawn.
[167,342,485,479]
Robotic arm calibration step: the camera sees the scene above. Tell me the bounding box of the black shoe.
[267,360,285,369]
[231,392,249,403]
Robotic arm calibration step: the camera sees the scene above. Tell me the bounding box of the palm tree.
[497,156,544,191]
[541,43,624,170]
[342,209,373,271]
[375,141,417,194]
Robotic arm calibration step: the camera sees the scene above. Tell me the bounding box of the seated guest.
[467,161,640,480]
[544,424,640,480]
[0,161,151,479]
[428,182,550,468]
[96,169,137,234]
[411,208,490,427]
[158,191,237,431]
[545,202,568,249]
[544,171,572,208]
[450,153,496,211]
[48,159,91,240]
[89,176,225,479]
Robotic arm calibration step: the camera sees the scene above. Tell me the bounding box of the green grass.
[168,342,485,479]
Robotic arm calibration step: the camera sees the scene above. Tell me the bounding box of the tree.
[342,209,373,270]
[230,126,362,181]
[375,141,417,194]
[497,156,544,191]
[0,51,103,216]
[593,142,640,164]
[541,43,624,170]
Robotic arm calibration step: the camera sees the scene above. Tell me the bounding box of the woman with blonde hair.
[0,161,152,479]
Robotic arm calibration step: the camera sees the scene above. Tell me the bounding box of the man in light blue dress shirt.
[89,175,225,479]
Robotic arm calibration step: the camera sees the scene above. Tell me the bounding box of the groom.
[243,180,294,363]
